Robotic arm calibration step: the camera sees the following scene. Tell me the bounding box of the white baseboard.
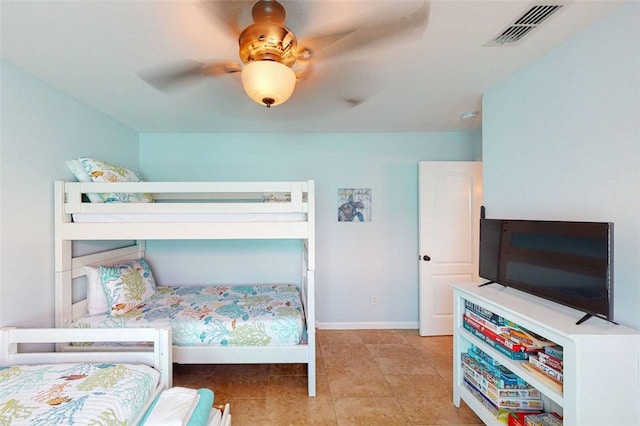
[316,321,418,330]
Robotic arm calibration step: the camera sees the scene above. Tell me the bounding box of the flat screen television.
[479,218,614,324]
[479,219,504,284]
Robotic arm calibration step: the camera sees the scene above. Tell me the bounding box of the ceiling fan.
[141,0,429,109]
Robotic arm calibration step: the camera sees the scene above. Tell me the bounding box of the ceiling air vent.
[487,4,564,46]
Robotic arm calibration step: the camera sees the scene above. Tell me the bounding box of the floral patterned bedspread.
[73,284,306,346]
[0,362,159,425]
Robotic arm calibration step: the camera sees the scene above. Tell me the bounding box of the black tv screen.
[478,218,614,324]
[479,219,503,283]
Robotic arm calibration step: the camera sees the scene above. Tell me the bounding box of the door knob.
[422,255,431,261]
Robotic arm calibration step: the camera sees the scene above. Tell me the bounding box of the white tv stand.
[452,283,640,426]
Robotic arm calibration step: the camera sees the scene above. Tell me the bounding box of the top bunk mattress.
[72,212,307,223]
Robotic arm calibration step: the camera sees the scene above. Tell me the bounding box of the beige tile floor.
[173,329,483,425]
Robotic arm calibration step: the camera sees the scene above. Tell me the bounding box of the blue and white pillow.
[78,157,153,203]
[65,159,104,203]
[100,258,157,316]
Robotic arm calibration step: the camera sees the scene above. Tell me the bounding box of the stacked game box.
[461,300,564,425]
[509,411,563,426]
[463,300,553,360]
[508,326,556,351]
[524,412,563,426]
[462,345,544,422]
[526,345,564,385]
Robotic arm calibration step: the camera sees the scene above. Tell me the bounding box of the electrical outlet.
[371,295,378,306]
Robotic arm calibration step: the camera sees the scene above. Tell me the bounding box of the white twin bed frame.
[54,180,316,397]
[0,326,172,425]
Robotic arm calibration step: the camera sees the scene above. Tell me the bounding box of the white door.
[419,161,482,336]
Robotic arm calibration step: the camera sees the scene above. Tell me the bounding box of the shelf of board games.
[452,282,640,426]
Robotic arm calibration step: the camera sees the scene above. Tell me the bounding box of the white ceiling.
[0,0,626,133]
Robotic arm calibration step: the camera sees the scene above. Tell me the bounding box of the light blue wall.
[482,2,639,328]
[139,133,482,327]
[0,60,139,327]
[4,2,633,332]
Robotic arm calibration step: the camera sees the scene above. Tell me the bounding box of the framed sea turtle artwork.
[337,188,371,222]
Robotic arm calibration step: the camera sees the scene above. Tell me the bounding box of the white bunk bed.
[54,180,316,397]
[0,327,172,425]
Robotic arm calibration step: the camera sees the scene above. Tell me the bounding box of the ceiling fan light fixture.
[241,60,296,108]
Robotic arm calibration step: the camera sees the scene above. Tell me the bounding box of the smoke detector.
[461,111,479,121]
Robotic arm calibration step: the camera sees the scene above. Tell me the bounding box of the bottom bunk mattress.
[0,362,159,425]
[72,284,306,346]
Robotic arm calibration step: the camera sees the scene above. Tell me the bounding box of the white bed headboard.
[56,243,145,327]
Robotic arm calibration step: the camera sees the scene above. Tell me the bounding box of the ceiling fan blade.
[138,60,241,92]
[297,28,357,55]
[199,0,254,38]
[344,97,366,109]
[308,2,429,61]
[200,61,243,76]
[286,59,381,113]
